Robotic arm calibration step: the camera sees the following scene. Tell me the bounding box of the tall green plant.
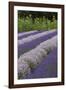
[18,16,57,32]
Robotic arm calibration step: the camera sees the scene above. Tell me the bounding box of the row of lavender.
[18,29,57,57]
[18,30,57,79]
[25,47,57,79]
[18,29,56,45]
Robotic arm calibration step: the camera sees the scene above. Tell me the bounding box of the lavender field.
[18,29,57,79]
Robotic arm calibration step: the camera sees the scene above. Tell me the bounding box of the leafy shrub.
[18,16,57,32]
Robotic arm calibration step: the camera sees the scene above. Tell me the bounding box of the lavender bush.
[18,36,57,78]
[18,29,56,45]
[18,30,38,37]
[37,36,57,53]
[18,60,31,79]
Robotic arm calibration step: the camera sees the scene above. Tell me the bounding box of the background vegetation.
[18,11,57,32]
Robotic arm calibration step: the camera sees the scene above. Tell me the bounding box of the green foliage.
[18,18,25,32]
[18,16,57,32]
